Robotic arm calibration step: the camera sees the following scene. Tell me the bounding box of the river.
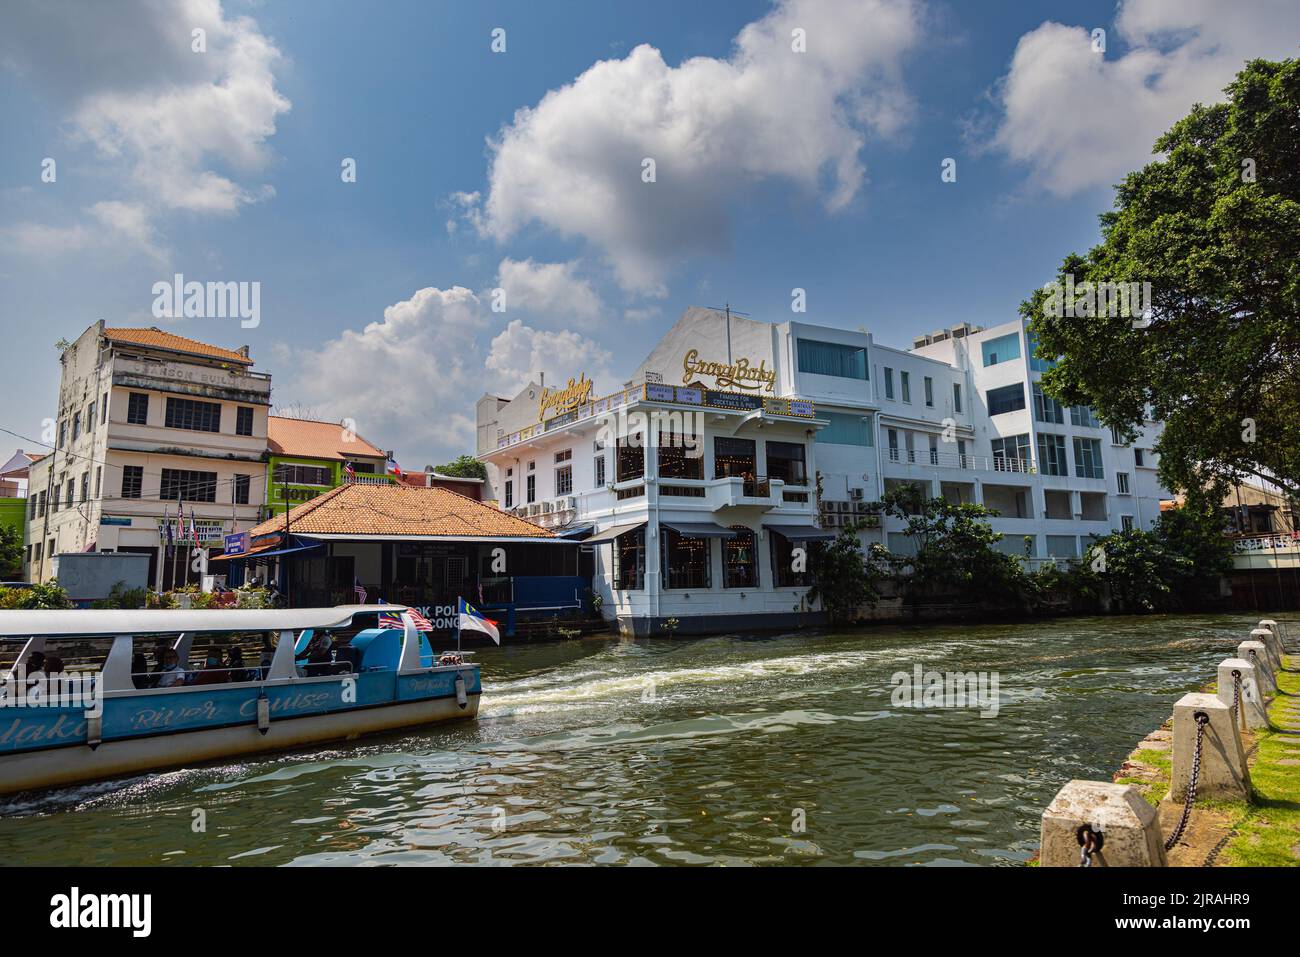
[0,614,1261,866]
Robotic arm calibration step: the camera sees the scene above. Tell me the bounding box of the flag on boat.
[457,598,500,644]
[376,600,432,632]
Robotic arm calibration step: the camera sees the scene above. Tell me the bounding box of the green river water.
[0,614,1267,866]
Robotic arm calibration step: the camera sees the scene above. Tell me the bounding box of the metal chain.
[1232,670,1245,732]
[1164,711,1210,851]
[1077,825,1102,867]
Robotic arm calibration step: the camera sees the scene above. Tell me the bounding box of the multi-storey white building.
[25,322,271,588]
[477,307,1170,635]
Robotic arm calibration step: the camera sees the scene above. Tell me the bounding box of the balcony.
[885,448,1033,474]
[706,474,784,512]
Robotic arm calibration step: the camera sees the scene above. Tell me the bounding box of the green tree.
[807,521,883,623]
[0,525,22,580]
[432,455,488,480]
[877,483,1029,606]
[1023,58,1300,499]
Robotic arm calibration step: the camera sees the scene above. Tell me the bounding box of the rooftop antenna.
[707,303,749,364]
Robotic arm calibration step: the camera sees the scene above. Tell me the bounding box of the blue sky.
[2,0,1296,467]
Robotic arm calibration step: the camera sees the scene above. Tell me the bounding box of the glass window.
[504,479,514,508]
[161,468,217,502]
[713,437,756,480]
[233,474,250,505]
[887,428,899,461]
[79,472,88,502]
[612,526,645,590]
[165,397,221,432]
[796,339,868,379]
[766,442,807,485]
[1121,515,1135,532]
[658,428,704,479]
[526,474,536,503]
[1032,383,1065,424]
[1026,331,1057,373]
[991,434,1031,471]
[594,455,606,488]
[1116,472,1130,494]
[72,413,81,441]
[723,526,757,588]
[555,449,572,463]
[987,383,1026,416]
[923,376,934,407]
[953,383,962,414]
[1072,437,1104,478]
[770,530,806,587]
[616,438,644,483]
[1070,405,1100,428]
[87,402,95,433]
[1037,433,1068,476]
[884,367,895,400]
[981,332,1022,367]
[900,371,911,403]
[127,393,149,425]
[236,407,254,436]
[662,530,711,589]
[58,422,66,448]
[273,463,332,486]
[1135,448,1145,467]
[556,465,573,495]
[818,412,873,446]
[1046,535,1078,558]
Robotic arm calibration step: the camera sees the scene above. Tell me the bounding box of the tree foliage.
[0,525,22,581]
[807,521,884,622]
[432,455,488,480]
[1023,58,1300,499]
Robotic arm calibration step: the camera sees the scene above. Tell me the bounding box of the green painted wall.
[264,456,392,517]
[0,498,25,541]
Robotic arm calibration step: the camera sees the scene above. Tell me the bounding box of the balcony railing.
[1232,533,1300,553]
[886,448,1033,473]
[342,473,393,486]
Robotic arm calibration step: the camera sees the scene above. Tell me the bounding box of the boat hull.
[0,691,480,795]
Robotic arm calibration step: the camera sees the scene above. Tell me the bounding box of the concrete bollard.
[1168,693,1251,804]
[1216,658,1268,730]
[1258,619,1288,653]
[1238,640,1276,695]
[1249,627,1283,673]
[1040,780,1167,867]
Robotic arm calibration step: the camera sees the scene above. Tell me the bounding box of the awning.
[556,524,595,540]
[585,521,647,545]
[210,537,326,562]
[661,521,737,539]
[766,523,837,542]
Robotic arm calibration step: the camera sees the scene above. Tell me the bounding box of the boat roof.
[0,605,408,639]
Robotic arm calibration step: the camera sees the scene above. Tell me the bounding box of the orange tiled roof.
[248,483,554,539]
[103,326,253,365]
[268,416,387,462]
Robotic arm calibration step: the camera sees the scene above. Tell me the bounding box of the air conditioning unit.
[818,499,833,512]
[836,501,851,513]
[823,513,840,528]
[854,501,869,514]
[565,497,577,510]
[528,504,540,516]
[850,488,864,501]
[541,501,553,514]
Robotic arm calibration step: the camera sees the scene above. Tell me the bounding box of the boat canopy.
[0,604,407,639]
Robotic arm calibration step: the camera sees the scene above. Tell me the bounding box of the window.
[662,530,711,589]
[165,397,221,432]
[504,478,514,508]
[657,428,704,480]
[100,392,108,421]
[87,402,95,433]
[771,530,807,587]
[1073,437,1104,479]
[65,483,73,509]
[28,497,36,519]
[1027,331,1057,373]
[526,474,536,504]
[884,367,895,400]
[72,413,81,442]
[765,441,807,485]
[235,407,254,436]
[796,339,868,379]
[57,421,66,448]
[272,463,332,486]
[1116,472,1131,495]
[594,451,606,488]
[79,472,88,503]
[923,376,934,407]
[713,437,756,480]
[554,449,572,464]
[1037,433,1068,476]
[1121,515,1135,532]
[991,434,1031,471]
[161,468,218,502]
[233,474,251,505]
[612,526,645,590]
[1070,405,1099,428]
[527,460,535,472]
[126,392,149,425]
[36,490,46,517]
[1135,448,1145,467]
[1032,383,1065,424]
[928,435,939,464]
[616,438,644,483]
[555,465,573,495]
[981,332,1022,367]
[987,383,1026,416]
[1046,535,1078,558]
[723,527,757,588]
[887,428,899,461]
[900,371,911,403]
[953,383,962,414]
[52,483,61,512]
[818,412,873,446]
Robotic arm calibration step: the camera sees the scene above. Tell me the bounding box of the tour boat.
[0,605,481,795]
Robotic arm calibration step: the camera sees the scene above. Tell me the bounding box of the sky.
[2,0,1297,468]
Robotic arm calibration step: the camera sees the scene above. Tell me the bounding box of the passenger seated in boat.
[154,648,187,688]
[192,646,230,685]
[226,647,253,683]
[303,632,336,677]
[24,651,46,690]
[131,653,150,690]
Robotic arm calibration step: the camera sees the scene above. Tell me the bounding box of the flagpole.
[457,600,462,654]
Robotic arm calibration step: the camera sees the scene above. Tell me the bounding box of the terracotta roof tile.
[248,483,554,540]
[268,416,386,462]
[103,326,253,365]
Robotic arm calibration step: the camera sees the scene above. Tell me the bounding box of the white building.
[25,323,271,587]
[477,307,1169,636]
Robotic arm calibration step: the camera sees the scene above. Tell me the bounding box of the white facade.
[477,307,1170,633]
[25,322,271,587]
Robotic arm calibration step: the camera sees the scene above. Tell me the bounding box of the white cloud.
[990,0,1300,196]
[3,200,162,261]
[281,287,611,464]
[1,0,289,252]
[494,258,606,327]
[464,0,922,294]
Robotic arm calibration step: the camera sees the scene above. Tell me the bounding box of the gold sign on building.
[539,374,594,421]
[682,349,776,392]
